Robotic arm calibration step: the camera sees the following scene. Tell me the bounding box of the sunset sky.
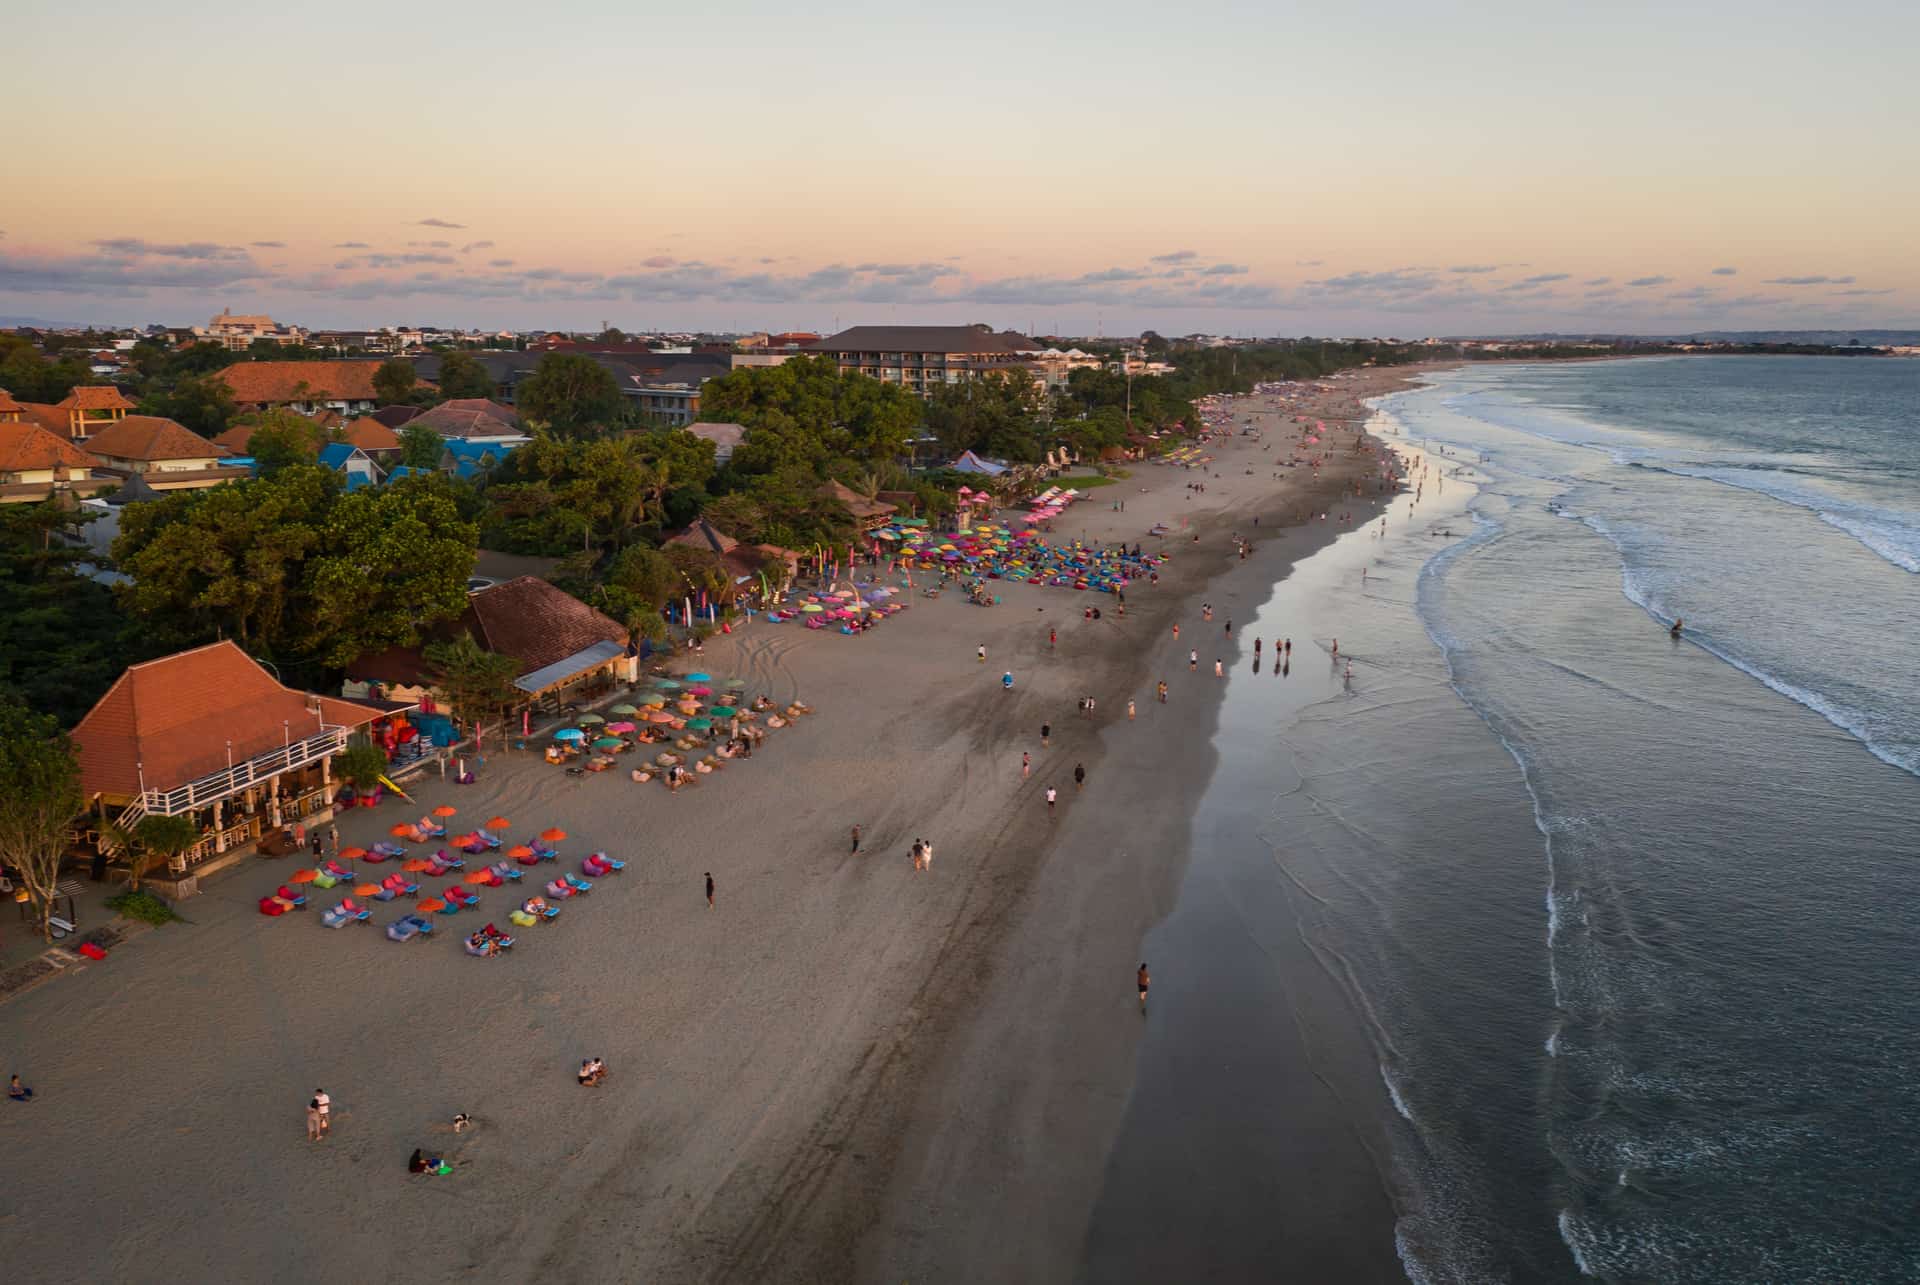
[6,0,1915,336]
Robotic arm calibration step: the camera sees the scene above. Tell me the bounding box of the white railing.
[140,727,349,816]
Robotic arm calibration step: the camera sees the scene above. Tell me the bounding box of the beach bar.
[69,641,390,880]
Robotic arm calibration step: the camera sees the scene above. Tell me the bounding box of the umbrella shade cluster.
[883,519,1162,595]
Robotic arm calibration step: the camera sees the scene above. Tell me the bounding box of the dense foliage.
[0,503,128,727]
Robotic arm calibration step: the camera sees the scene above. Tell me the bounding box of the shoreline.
[0,365,1426,1285]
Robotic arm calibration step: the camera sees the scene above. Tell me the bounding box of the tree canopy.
[112,466,477,675]
[698,356,922,476]
[372,358,418,405]
[0,502,127,726]
[478,433,663,556]
[434,350,496,401]
[0,695,83,940]
[399,423,444,470]
[517,353,624,436]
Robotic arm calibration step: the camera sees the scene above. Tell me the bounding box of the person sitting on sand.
[523,895,550,916]
[7,1074,31,1102]
[578,1058,606,1087]
[409,1148,444,1174]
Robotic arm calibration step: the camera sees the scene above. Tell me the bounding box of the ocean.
[1082,356,1920,1282]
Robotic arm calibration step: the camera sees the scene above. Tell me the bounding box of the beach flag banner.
[377,774,412,802]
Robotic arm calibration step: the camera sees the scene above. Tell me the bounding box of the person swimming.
[1671,618,1684,638]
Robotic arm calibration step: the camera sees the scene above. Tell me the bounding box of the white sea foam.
[1558,1209,1598,1277]
[1381,1063,1416,1124]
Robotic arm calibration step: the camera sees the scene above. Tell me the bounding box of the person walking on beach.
[1156,681,1168,704]
[1189,649,1198,671]
[1049,627,1056,649]
[1041,722,1051,747]
[1074,763,1086,791]
[1127,699,1136,721]
[1022,751,1031,779]
[328,824,339,855]
[1284,637,1292,657]
[1137,962,1151,1012]
[1214,658,1224,677]
[313,1088,331,1136]
[911,839,924,872]
[1171,623,1179,641]
[1046,785,1058,815]
[977,643,986,664]
[306,1098,323,1142]
[850,824,862,855]
[705,872,715,909]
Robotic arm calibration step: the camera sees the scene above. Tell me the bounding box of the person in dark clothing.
[705,872,715,908]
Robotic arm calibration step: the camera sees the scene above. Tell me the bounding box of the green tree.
[423,631,522,734]
[399,423,445,470]
[0,502,125,726]
[0,343,93,404]
[517,353,623,436]
[302,476,479,665]
[699,356,922,473]
[244,408,327,474]
[131,813,200,888]
[372,358,417,405]
[333,743,389,793]
[139,374,239,438]
[434,350,495,401]
[0,696,82,941]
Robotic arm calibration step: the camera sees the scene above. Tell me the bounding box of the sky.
[5,0,1916,337]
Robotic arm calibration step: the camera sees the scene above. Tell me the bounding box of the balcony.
[140,727,350,816]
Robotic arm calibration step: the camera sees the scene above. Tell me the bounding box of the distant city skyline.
[6,0,1915,335]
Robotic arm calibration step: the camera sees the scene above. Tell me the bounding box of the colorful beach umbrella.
[641,694,666,707]
[708,705,738,717]
[685,718,713,730]
[607,721,636,733]
[355,883,380,896]
[485,816,512,830]
[723,678,746,688]
[540,827,567,842]
[685,672,711,682]
[339,847,367,860]
[647,711,676,724]
[417,898,446,913]
[594,736,623,749]
[290,868,318,883]
[610,703,639,715]
[463,871,491,885]
[577,713,605,725]
[390,823,415,837]
[553,728,585,741]
[432,805,457,818]
[402,858,433,873]
[508,845,534,860]
[654,679,682,690]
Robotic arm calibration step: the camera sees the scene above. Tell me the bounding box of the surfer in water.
[1671,617,1684,639]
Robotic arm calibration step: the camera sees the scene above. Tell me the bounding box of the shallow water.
[1087,357,1920,1282]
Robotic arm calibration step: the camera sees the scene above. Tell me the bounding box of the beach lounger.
[434,898,462,915]
[275,885,309,908]
[321,904,355,928]
[480,924,515,950]
[545,880,576,899]
[449,886,481,909]
[562,873,593,894]
[339,897,373,922]
[381,874,420,898]
[372,841,409,859]
[432,848,466,871]
[310,872,339,890]
[487,863,524,883]
[464,939,498,957]
[508,910,538,928]
[521,900,561,921]
[531,843,559,862]
[386,918,423,942]
[322,859,357,881]
[259,896,290,916]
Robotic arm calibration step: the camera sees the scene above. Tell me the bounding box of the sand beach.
[0,366,1428,1283]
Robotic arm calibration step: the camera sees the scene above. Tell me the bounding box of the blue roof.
[443,439,514,462]
[317,442,357,468]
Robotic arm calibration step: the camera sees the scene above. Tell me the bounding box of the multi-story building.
[195,308,307,351]
[803,326,1041,397]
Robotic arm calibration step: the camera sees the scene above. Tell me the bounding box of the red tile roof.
[214,361,433,405]
[468,577,627,673]
[341,417,402,451]
[84,416,224,462]
[16,402,73,436]
[0,388,25,415]
[71,640,385,799]
[56,385,135,412]
[408,398,523,438]
[0,423,97,473]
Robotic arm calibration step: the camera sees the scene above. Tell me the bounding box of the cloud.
[1202,263,1249,276]
[1584,277,1612,286]
[460,241,494,254]
[488,258,515,268]
[1627,275,1672,287]
[1711,266,1738,276]
[1832,287,1894,297]
[1295,258,1325,267]
[333,241,370,249]
[1583,288,1621,299]
[406,239,453,249]
[335,251,457,269]
[0,249,266,294]
[1666,286,1716,302]
[90,237,247,261]
[1763,274,1855,286]
[1449,264,1499,274]
[640,255,676,269]
[1303,268,1441,297]
[1521,272,1571,285]
[417,218,465,229]
[1149,250,1198,263]
[1724,294,1786,308]
[251,240,286,249]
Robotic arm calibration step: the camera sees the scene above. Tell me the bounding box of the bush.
[106,889,182,926]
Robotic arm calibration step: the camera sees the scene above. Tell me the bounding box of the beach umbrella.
[648,711,676,724]
[723,678,746,688]
[540,828,568,842]
[610,703,639,715]
[689,685,712,697]
[290,868,318,883]
[577,713,605,725]
[641,694,666,707]
[654,679,682,690]
[417,897,447,913]
[402,858,433,873]
[508,845,534,860]
[685,718,713,730]
[340,846,368,860]
[593,737,623,749]
[390,823,415,837]
[485,816,512,830]
[463,871,491,885]
[708,705,738,717]
[432,805,457,818]
[553,728,585,741]
[801,603,823,613]
[607,721,636,733]
[355,882,381,896]
[685,671,711,682]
